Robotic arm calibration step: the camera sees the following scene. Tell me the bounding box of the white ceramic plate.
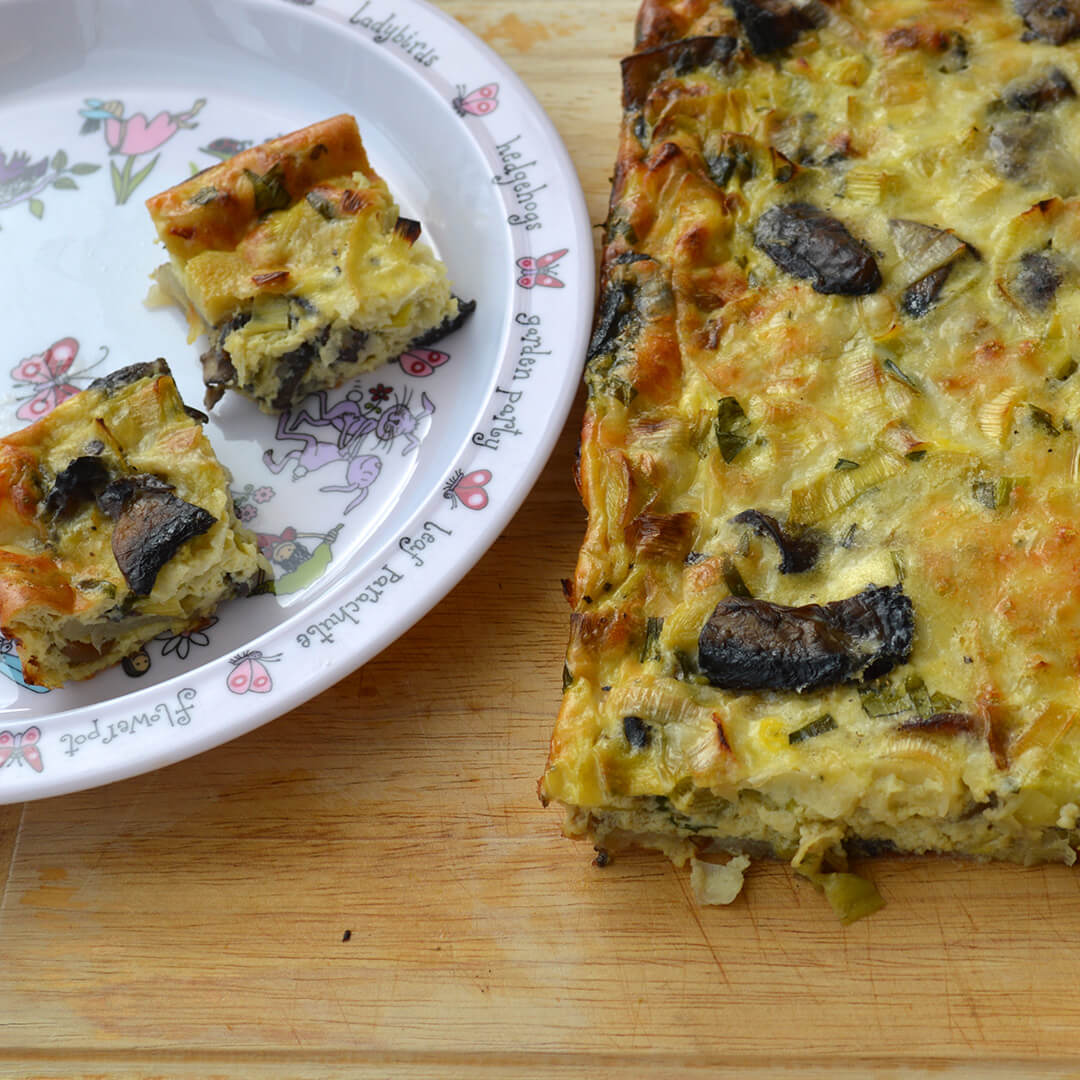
[0,0,593,801]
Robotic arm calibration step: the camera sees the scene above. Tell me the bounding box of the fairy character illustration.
[10,338,106,422]
[452,83,499,117]
[257,523,343,595]
[121,648,152,678]
[517,249,567,289]
[264,384,434,511]
[0,637,48,695]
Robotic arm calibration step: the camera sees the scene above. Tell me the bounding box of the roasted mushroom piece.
[754,202,882,295]
[1014,0,1080,45]
[728,0,822,55]
[731,509,819,574]
[96,474,216,596]
[698,584,914,692]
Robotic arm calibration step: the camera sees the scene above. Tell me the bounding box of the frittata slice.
[145,114,473,412]
[0,360,267,687]
[540,0,1080,916]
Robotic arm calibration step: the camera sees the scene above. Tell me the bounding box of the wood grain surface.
[5,3,1080,1078]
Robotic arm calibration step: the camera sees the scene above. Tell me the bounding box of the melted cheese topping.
[541,0,1080,871]
[146,115,457,412]
[0,366,265,686]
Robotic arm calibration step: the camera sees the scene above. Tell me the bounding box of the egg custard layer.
[0,361,267,687]
[540,0,1080,912]
[146,115,472,413]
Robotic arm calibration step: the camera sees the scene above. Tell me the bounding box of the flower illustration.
[237,503,257,523]
[80,96,206,205]
[156,617,218,661]
[253,485,275,504]
[0,147,99,224]
[370,383,393,403]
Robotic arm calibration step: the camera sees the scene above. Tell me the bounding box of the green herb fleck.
[716,396,750,463]
[306,191,337,220]
[562,663,573,692]
[1025,404,1060,437]
[905,449,927,461]
[972,477,1016,511]
[789,714,838,745]
[881,356,922,393]
[189,186,221,206]
[640,616,664,663]
[722,556,752,598]
[245,163,291,214]
[834,458,861,471]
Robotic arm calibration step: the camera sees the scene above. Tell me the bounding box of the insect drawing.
[452,83,499,117]
[10,338,107,422]
[517,249,567,289]
[226,650,282,695]
[0,727,43,772]
[398,347,450,377]
[443,468,492,510]
[0,638,48,695]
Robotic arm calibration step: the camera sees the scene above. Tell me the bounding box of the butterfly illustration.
[452,83,499,117]
[398,348,450,377]
[0,638,48,695]
[11,338,106,422]
[226,650,282,695]
[517,249,567,289]
[443,468,492,510]
[0,727,43,772]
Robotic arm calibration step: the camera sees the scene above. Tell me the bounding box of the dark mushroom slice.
[620,36,738,111]
[731,509,818,574]
[96,474,216,597]
[43,456,111,519]
[698,584,914,692]
[199,312,248,408]
[1012,251,1064,311]
[889,218,977,317]
[269,336,324,412]
[1003,67,1076,111]
[88,358,171,397]
[623,715,653,749]
[703,133,757,190]
[987,114,1048,181]
[728,0,823,55]
[754,202,882,295]
[901,264,953,318]
[1014,0,1080,44]
[407,295,477,349]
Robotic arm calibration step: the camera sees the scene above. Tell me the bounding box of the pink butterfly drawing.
[0,727,43,772]
[517,249,567,289]
[398,347,450,377]
[443,468,491,510]
[11,338,106,422]
[226,650,281,695]
[452,83,498,117]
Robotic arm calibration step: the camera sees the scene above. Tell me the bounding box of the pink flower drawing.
[80,97,206,204]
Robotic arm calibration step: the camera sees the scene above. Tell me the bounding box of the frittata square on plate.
[540,0,1080,918]
[0,360,267,687]
[145,114,473,412]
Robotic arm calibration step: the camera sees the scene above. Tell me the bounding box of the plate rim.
[0,0,594,802]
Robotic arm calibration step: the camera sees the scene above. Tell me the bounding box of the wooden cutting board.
[3,3,1080,1077]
